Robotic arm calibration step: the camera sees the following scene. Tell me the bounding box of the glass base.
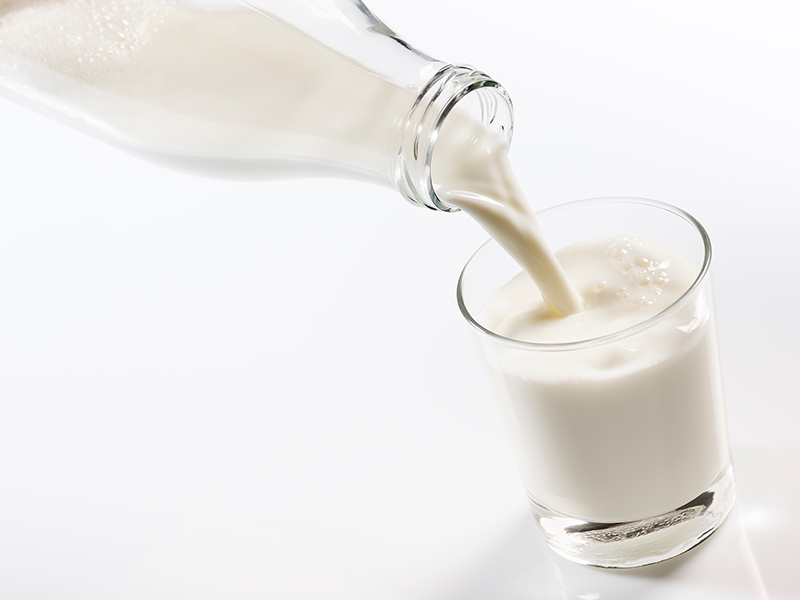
[530,463,736,568]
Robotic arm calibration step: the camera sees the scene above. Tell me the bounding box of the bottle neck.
[394,65,514,212]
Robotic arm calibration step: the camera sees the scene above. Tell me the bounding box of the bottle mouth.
[395,65,514,212]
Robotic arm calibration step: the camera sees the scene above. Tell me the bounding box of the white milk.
[479,236,730,523]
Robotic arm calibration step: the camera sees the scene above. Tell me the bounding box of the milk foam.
[0,0,170,88]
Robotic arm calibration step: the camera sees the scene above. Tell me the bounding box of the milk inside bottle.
[0,0,513,212]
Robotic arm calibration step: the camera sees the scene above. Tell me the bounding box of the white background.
[1,1,798,598]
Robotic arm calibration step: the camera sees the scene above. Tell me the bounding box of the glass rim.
[456,197,713,352]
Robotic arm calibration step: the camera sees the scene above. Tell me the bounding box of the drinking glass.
[457,197,735,568]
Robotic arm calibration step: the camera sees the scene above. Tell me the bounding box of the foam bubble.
[0,0,179,88]
[609,247,628,258]
[604,236,673,310]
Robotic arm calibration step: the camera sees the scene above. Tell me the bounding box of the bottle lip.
[395,64,514,212]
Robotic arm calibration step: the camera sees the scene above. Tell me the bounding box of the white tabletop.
[1,1,798,598]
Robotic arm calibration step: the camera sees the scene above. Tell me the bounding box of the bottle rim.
[395,65,514,212]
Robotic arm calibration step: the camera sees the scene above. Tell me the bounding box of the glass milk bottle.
[0,0,512,211]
